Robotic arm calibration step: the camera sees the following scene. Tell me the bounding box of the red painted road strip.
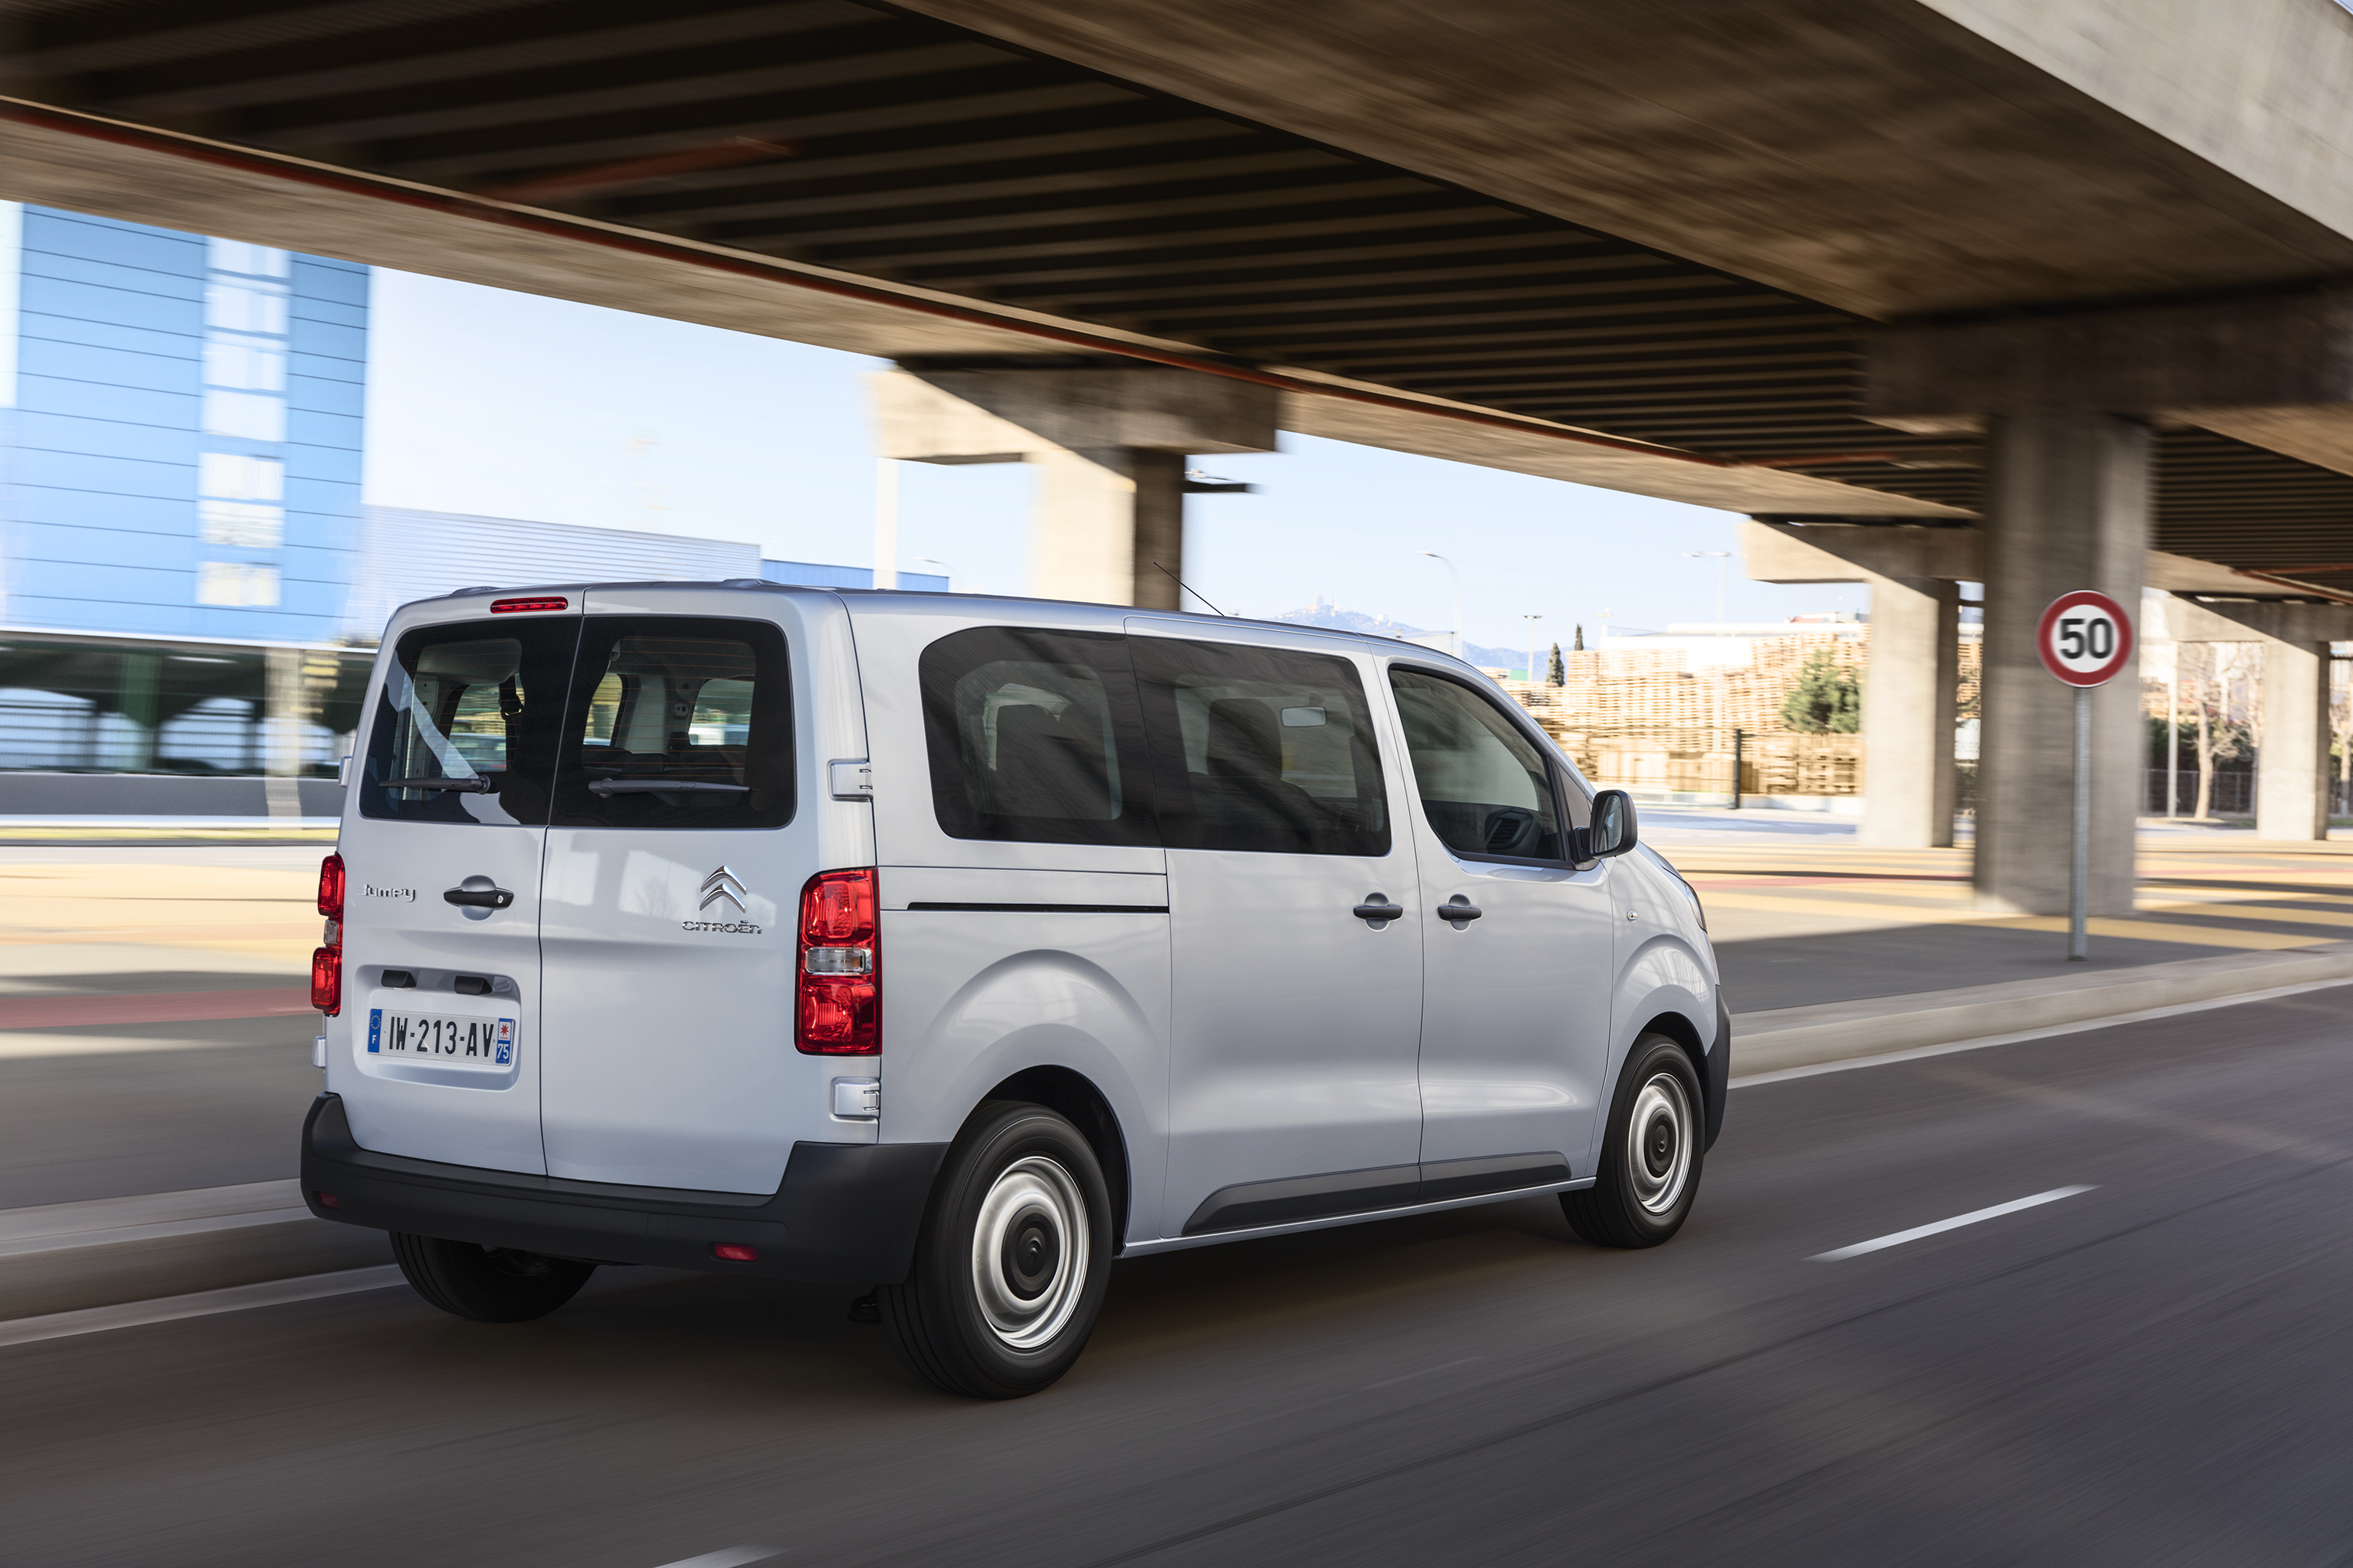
[0,988,313,1030]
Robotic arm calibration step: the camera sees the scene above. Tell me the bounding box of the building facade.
[0,204,935,810]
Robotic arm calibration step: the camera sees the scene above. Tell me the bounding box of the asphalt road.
[6,987,2353,1566]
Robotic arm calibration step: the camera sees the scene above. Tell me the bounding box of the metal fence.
[0,696,343,774]
[2145,768,2256,817]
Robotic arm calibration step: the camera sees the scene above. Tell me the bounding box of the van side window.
[1390,668,1566,862]
[359,622,578,824]
[1131,637,1388,856]
[549,617,794,830]
[921,626,1155,846]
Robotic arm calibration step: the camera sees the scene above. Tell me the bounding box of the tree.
[1571,624,1584,651]
[1546,641,1565,686]
[1781,648,1861,733]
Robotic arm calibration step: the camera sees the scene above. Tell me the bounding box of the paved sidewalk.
[1645,809,2353,1011]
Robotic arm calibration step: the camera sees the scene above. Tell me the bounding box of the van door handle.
[1437,895,1483,927]
[1352,895,1405,924]
[444,886,515,909]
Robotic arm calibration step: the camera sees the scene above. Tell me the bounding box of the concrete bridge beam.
[869,363,1277,610]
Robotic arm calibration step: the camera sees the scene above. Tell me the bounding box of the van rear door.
[535,588,833,1194]
[331,597,580,1175]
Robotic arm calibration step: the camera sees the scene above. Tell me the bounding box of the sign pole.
[2070,685,2090,961]
[2037,588,2133,966]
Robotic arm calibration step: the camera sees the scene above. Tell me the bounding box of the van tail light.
[311,943,342,1015]
[313,853,344,1014]
[796,868,877,1055]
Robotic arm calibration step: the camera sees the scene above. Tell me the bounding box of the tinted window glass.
[550,617,794,830]
[921,627,1155,846]
[1390,669,1565,861]
[1132,637,1388,856]
[359,620,578,825]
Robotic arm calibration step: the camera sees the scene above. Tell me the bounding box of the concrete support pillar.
[2256,637,2332,840]
[263,645,305,818]
[1028,447,1186,611]
[1977,411,2150,916]
[868,364,1276,609]
[1857,571,1959,847]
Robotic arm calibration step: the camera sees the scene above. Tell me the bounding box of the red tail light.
[311,943,342,1015]
[314,853,344,1014]
[490,595,567,614]
[796,868,878,1055]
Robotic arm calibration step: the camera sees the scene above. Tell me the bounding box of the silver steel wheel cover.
[1626,1072,1693,1216]
[969,1154,1090,1350]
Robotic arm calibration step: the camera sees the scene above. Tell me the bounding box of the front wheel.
[1562,1035,1704,1249]
[880,1102,1113,1399]
[390,1233,595,1321]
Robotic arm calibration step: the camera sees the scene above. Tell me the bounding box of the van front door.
[536,595,808,1193]
[1389,666,1614,1191]
[334,603,578,1175]
[1131,627,1425,1239]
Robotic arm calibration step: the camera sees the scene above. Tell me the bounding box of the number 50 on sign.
[2037,589,2135,688]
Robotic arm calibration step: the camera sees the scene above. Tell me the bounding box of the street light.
[1685,550,1731,625]
[915,557,952,591]
[1522,614,1542,684]
[1418,551,1463,658]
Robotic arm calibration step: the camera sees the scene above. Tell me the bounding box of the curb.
[0,1180,390,1321]
[1730,939,2353,1078]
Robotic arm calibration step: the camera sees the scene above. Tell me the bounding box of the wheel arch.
[1635,1007,1724,1152]
[977,1066,1132,1253]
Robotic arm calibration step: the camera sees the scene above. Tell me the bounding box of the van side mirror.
[1585,789,1637,859]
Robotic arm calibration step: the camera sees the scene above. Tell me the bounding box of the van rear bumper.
[299,1094,946,1285]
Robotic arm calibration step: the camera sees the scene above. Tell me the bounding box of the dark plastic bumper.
[1705,995,1731,1150]
[299,1094,946,1285]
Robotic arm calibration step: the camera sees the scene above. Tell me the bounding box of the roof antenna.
[1152,561,1228,617]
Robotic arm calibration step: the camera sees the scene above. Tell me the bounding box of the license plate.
[369,1008,516,1066]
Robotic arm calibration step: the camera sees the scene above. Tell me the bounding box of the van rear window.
[921,627,1155,846]
[549,617,794,830]
[358,621,578,824]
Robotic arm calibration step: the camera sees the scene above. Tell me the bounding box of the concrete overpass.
[5,0,2352,908]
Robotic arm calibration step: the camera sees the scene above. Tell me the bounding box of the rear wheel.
[880,1101,1112,1399]
[390,1233,595,1322]
[1562,1035,1704,1249]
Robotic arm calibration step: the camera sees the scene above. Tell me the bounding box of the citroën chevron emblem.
[699,866,749,914]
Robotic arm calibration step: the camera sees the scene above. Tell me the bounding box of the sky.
[363,269,1858,660]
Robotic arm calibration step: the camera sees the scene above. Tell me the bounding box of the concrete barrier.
[1732,939,2353,1079]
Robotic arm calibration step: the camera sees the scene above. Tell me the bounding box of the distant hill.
[1275,597,1535,673]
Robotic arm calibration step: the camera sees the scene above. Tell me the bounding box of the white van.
[302,583,1725,1397]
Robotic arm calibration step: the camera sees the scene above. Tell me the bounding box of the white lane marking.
[1731,976,2353,1089]
[653,1550,779,1567]
[1363,1355,1483,1390]
[0,1206,317,1260]
[1810,1186,2096,1262]
[0,1265,402,1348]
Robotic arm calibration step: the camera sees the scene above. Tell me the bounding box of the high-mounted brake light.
[313,852,344,1015]
[796,868,878,1055]
[490,596,568,614]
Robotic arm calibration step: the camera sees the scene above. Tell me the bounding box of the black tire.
[1562,1034,1705,1249]
[389,1233,596,1322]
[879,1101,1113,1399]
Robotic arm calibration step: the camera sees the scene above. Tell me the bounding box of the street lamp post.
[1418,551,1464,658]
[1685,550,1731,624]
[1522,614,1542,684]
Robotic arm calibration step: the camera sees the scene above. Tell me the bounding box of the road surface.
[5,987,2351,1566]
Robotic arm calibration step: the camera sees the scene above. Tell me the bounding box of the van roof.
[408,580,1487,670]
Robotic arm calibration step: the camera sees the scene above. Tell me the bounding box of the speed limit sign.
[2037,589,2134,687]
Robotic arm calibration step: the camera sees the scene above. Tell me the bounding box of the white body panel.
[326,581,1725,1253]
